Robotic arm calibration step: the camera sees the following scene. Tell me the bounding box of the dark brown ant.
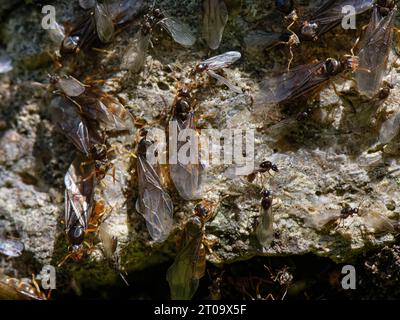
[335,203,362,230]
[261,190,273,210]
[247,160,279,183]
[296,108,313,121]
[378,82,394,100]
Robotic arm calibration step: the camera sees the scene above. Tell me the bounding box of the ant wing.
[50,96,92,156]
[98,223,118,261]
[57,76,86,97]
[79,0,96,9]
[379,109,400,144]
[47,20,66,45]
[201,51,241,70]
[302,208,341,230]
[206,69,242,93]
[158,16,196,47]
[121,30,151,73]
[136,154,174,242]
[356,6,396,98]
[97,95,135,131]
[166,217,204,300]
[256,199,274,247]
[255,61,326,105]
[94,0,115,43]
[0,55,12,74]
[244,31,291,51]
[306,0,374,38]
[0,239,24,258]
[202,0,228,50]
[64,157,95,232]
[170,113,203,200]
[362,210,397,234]
[110,0,144,25]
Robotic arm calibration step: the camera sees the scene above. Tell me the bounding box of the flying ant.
[166,199,223,300]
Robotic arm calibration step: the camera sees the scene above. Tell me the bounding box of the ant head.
[153,8,163,19]
[261,189,272,198]
[193,63,208,75]
[260,160,272,170]
[62,35,80,53]
[175,99,190,116]
[178,86,191,98]
[324,58,342,76]
[137,136,152,155]
[300,21,318,40]
[194,203,209,219]
[139,128,148,137]
[91,144,107,160]
[48,74,60,85]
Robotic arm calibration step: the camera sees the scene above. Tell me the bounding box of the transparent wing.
[0,239,24,258]
[308,0,374,37]
[75,88,134,132]
[136,155,174,242]
[170,113,203,200]
[362,210,397,234]
[47,20,66,45]
[121,30,150,73]
[79,0,96,9]
[206,69,242,93]
[302,209,341,230]
[0,55,12,74]
[98,223,118,260]
[255,61,327,105]
[202,0,228,50]
[256,201,274,247]
[97,94,135,131]
[50,96,92,156]
[201,51,241,70]
[57,76,86,97]
[64,157,95,232]
[379,110,400,144]
[356,7,396,98]
[244,31,290,51]
[159,17,196,47]
[110,0,144,25]
[166,217,203,300]
[95,0,115,43]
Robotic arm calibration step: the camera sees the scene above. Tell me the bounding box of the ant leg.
[31,274,41,294]
[287,44,295,71]
[57,252,73,267]
[330,81,343,97]
[80,171,96,183]
[265,293,275,300]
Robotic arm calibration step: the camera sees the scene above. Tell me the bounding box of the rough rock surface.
[0,0,399,298]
